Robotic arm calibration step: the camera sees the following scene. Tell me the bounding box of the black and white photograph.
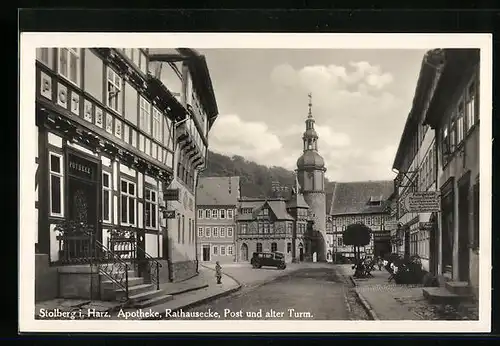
[19,33,491,333]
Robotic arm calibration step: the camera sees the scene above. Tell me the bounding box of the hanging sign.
[419,222,434,230]
[384,219,398,230]
[164,188,180,201]
[405,191,440,213]
[163,210,176,219]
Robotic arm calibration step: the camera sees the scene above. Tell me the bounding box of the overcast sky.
[201,49,428,182]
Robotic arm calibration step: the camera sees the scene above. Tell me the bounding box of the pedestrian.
[377,256,383,271]
[215,261,222,284]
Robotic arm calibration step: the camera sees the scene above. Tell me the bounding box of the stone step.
[422,287,473,305]
[445,281,471,295]
[116,284,155,301]
[100,270,137,281]
[102,276,144,289]
[131,293,174,309]
[128,288,166,304]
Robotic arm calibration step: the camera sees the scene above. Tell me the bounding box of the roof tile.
[328,180,394,216]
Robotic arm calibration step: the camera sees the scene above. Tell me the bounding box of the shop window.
[271,242,278,252]
[120,179,137,226]
[49,152,64,217]
[144,187,158,229]
[102,172,112,223]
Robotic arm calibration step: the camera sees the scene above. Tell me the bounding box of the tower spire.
[308,92,313,118]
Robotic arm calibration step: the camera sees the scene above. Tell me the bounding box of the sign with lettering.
[419,222,434,230]
[164,188,180,201]
[384,219,398,230]
[67,153,97,181]
[405,191,440,213]
[163,210,176,219]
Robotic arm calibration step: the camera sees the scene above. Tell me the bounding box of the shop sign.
[164,188,180,201]
[384,219,398,230]
[67,153,97,180]
[419,222,434,230]
[405,191,440,213]
[163,210,176,219]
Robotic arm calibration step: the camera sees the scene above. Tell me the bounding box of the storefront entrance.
[65,149,100,260]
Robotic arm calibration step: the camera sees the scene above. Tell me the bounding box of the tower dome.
[297,151,325,169]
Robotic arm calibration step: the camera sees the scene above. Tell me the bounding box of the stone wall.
[157,259,171,284]
[170,260,198,282]
[58,266,101,300]
[35,254,58,302]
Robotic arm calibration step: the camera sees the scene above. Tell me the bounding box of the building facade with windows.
[196,176,240,263]
[236,195,310,263]
[34,47,217,301]
[327,181,394,261]
[391,50,443,273]
[421,49,480,297]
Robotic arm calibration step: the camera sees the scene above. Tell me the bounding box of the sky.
[200,49,428,182]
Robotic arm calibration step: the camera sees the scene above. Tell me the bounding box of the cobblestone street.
[169,265,369,320]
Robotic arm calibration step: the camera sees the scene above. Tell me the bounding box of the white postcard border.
[19,32,492,333]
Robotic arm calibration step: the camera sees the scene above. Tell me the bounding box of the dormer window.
[367,195,383,206]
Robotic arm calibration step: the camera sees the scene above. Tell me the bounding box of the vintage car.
[250,251,286,270]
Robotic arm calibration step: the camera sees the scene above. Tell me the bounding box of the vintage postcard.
[19,33,492,333]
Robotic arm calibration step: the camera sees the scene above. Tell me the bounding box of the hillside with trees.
[201,150,334,208]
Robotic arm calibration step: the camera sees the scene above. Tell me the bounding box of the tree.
[343,223,372,263]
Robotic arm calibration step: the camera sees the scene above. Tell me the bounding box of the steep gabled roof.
[328,180,394,216]
[196,176,240,206]
[236,198,294,221]
[286,192,310,209]
[267,200,295,220]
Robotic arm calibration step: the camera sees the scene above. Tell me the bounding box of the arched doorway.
[298,243,304,261]
[240,243,249,261]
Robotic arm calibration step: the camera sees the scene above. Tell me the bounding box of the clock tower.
[296,93,327,262]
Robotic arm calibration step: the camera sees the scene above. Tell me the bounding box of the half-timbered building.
[34,47,218,304]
